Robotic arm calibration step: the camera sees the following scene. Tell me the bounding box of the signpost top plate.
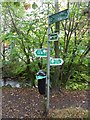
[49,9,69,24]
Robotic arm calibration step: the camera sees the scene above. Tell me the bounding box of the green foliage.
[2,60,25,78]
[66,81,89,90]
[1,2,89,89]
[66,65,89,90]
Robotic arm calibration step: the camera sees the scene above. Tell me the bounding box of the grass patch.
[49,107,89,118]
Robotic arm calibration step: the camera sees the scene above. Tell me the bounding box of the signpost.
[46,15,50,114]
[49,33,59,41]
[33,7,69,115]
[49,9,69,24]
[50,58,64,66]
[46,8,69,114]
[34,49,47,57]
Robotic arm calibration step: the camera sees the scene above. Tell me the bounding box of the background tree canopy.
[0,1,90,89]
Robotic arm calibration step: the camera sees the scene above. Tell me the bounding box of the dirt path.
[2,88,90,119]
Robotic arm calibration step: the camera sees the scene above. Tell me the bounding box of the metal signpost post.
[46,14,50,113]
[46,8,69,114]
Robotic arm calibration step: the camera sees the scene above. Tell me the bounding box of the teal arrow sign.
[34,49,47,57]
[50,58,64,66]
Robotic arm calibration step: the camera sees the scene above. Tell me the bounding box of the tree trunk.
[26,55,35,86]
[26,57,31,81]
[52,0,60,88]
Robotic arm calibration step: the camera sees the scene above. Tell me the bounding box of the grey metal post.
[46,7,50,113]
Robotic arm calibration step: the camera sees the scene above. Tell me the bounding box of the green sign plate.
[49,9,69,24]
[34,49,47,57]
[50,58,64,66]
[49,33,59,41]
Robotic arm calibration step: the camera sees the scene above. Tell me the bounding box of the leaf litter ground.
[2,88,90,119]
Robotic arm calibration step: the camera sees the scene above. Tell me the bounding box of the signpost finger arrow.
[34,49,47,57]
[50,58,64,66]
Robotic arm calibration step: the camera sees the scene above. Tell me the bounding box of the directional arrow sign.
[49,9,69,24]
[49,33,59,41]
[34,49,47,57]
[50,58,64,66]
